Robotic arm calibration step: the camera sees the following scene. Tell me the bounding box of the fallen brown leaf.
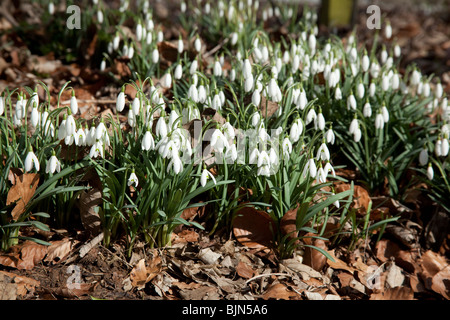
[44,239,75,264]
[236,261,255,279]
[326,250,356,274]
[303,233,328,272]
[233,206,275,250]
[79,188,103,236]
[370,286,414,300]
[0,270,40,297]
[130,255,163,289]
[420,250,450,299]
[6,171,40,220]
[16,241,48,270]
[262,283,299,300]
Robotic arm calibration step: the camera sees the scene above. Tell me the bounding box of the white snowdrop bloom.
[335,87,342,100]
[24,148,40,172]
[306,108,317,125]
[116,91,125,112]
[257,150,271,168]
[382,74,390,92]
[128,109,136,127]
[244,74,254,93]
[324,162,336,178]
[427,163,434,180]
[95,121,107,141]
[385,22,392,39]
[113,34,120,50]
[381,104,389,122]
[86,125,96,146]
[197,85,207,104]
[174,63,183,80]
[316,142,330,161]
[229,69,236,82]
[367,83,375,98]
[157,30,163,43]
[0,95,4,116]
[391,73,400,90]
[212,94,221,111]
[243,59,252,79]
[362,54,370,72]
[370,60,380,78]
[261,46,269,63]
[375,112,385,129]
[230,32,238,46]
[75,127,87,146]
[423,82,431,97]
[317,167,327,184]
[128,170,138,187]
[252,89,261,107]
[151,48,159,64]
[316,112,326,131]
[411,69,421,86]
[269,148,279,167]
[168,110,180,129]
[253,46,263,62]
[347,94,357,110]
[258,164,271,177]
[419,147,428,166]
[48,1,55,14]
[282,137,292,159]
[201,168,216,187]
[436,82,443,99]
[353,127,362,142]
[435,138,443,157]
[190,59,198,75]
[326,127,335,145]
[303,158,317,178]
[441,137,449,157]
[65,113,76,137]
[394,44,401,58]
[155,115,168,138]
[136,23,143,42]
[363,101,372,118]
[146,31,152,45]
[357,82,365,99]
[31,105,39,127]
[289,121,301,143]
[417,82,424,95]
[132,96,141,115]
[308,33,316,54]
[58,116,67,140]
[249,147,259,164]
[213,60,222,77]
[296,88,308,110]
[15,96,25,119]
[188,84,199,103]
[194,37,201,52]
[46,151,61,174]
[210,129,228,153]
[380,48,388,64]
[222,122,235,141]
[348,118,359,134]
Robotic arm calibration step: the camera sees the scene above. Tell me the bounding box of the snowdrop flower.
[86,123,96,146]
[201,167,216,187]
[427,163,434,180]
[177,36,184,53]
[435,82,443,99]
[95,120,107,141]
[252,89,260,107]
[188,84,199,103]
[65,111,76,137]
[90,140,104,159]
[213,60,222,77]
[394,44,401,58]
[152,48,159,64]
[136,23,143,42]
[442,136,449,157]
[25,146,40,172]
[353,127,362,142]
[282,137,292,159]
[31,103,39,127]
[48,1,55,14]
[243,59,252,79]
[249,147,259,164]
[162,72,172,89]
[347,93,357,110]
[303,158,317,178]
[326,126,335,145]
[419,147,428,166]
[375,111,385,129]
[229,69,236,82]
[58,115,67,140]
[46,150,61,174]
[296,88,308,110]
[210,129,229,153]
[381,104,389,122]
[362,53,370,72]
[316,142,330,161]
[168,110,180,130]
[15,95,25,120]
[324,162,336,178]
[174,63,183,80]
[128,169,138,187]
[131,96,141,115]
[349,118,359,135]
[230,32,238,46]
[75,127,87,146]
[411,69,421,86]
[305,107,317,125]
[0,94,4,116]
[435,137,443,157]
[244,74,254,93]
[155,114,168,138]
[222,121,235,141]
[317,166,327,183]
[113,33,120,51]
[363,101,372,118]
[315,111,325,131]
[167,154,183,174]
[194,36,201,52]
[116,89,125,112]
[128,109,136,127]
[335,86,342,100]
[369,82,376,97]
[385,21,392,39]
[198,84,207,104]
[357,82,365,99]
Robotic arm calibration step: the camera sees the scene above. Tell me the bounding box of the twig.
[245,273,292,285]
[203,38,230,59]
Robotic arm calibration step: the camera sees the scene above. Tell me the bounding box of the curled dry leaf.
[6,171,40,220]
[130,255,163,290]
[44,238,75,264]
[262,283,299,300]
[375,239,418,273]
[260,96,279,118]
[280,205,299,243]
[0,270,40,297]
[370,286,414,300]
[326,250,357,274]
[420,250,450,299]
[233,206,275,250]
[236,261,255,279]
